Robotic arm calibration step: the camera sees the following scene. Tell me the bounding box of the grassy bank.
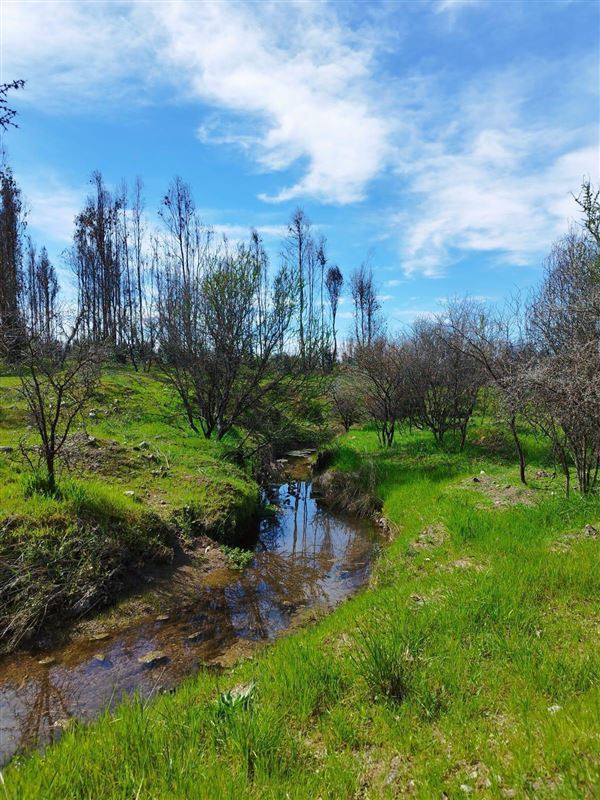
[0,368,261,651]
[3,423,598,797]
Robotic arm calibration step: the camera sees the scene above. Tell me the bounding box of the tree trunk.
[508,414,526,485]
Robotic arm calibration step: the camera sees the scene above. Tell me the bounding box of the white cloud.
[4,0,598,279]
[399,137,598,277]
[391,60,600,276]
[435,0,480,13]
[3,1,394,205]
[1,1,156,108]
[152,1,393,204]
[21,175,84,245]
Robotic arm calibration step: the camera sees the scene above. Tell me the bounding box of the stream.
[0,456,380,765]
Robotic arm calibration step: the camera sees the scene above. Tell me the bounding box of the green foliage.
[220,545,254,570]
[21,470,59,498]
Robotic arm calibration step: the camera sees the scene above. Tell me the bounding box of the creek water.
[0,457,380,766]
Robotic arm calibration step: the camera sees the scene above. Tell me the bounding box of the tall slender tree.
[351,263,380,347]
[284,209,313,368]
[24,241,58,342]
[325,265,343,365]
[0,166,26,358]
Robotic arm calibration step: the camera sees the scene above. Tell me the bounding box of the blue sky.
[1,0,598,332]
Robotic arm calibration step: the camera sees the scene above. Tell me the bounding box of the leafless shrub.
[17,317,104,494]
[406,318,484,449]
[444,296,530,481]
[355,336,411,447]
[331,372,365,432]
[521,230,600,494]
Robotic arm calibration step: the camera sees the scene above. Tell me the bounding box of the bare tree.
[24,242,59,342]
[72,172,124,349]
[284,208,318,369]
[351,263,381,348]
[331,372,364,432]
[325,264,343,365]
[522,230,600,494]
[444,296,529,482]
[17,318,104,494]
[0,80,25,130]
[356,335,410,447]
[406,317,483,449]
[316,236,330,368]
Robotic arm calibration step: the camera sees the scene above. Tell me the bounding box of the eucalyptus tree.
[351,263,381,348]
[24,242,59,343]
[72,172,124,348]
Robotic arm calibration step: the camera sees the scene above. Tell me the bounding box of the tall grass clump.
[352,614,427,703]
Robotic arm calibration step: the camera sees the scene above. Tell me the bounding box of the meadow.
[3,420,598,798]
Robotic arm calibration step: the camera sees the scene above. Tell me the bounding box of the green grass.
[3,421,598,798]
[0,367,260,524]
[0,367,261,650]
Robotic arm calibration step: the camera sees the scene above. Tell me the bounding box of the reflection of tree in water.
[0,474,379,765]
[231,478,371,639]
[1,669,78,757]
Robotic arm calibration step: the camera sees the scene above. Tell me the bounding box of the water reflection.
[0,471,378,765]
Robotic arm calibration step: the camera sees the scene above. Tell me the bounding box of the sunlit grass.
[3,415,598,797]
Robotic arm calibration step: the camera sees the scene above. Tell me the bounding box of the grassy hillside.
[0,367,261,650]
[4,424,598,798]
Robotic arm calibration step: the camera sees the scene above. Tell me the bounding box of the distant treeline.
[0,158,598,495]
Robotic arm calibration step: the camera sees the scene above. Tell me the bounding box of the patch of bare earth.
[463,473,535,508]
[550,524,599,553]
[357,748,416,798]
[411,523,447,550]
[441,558,485,573]
[59,432,159,479]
